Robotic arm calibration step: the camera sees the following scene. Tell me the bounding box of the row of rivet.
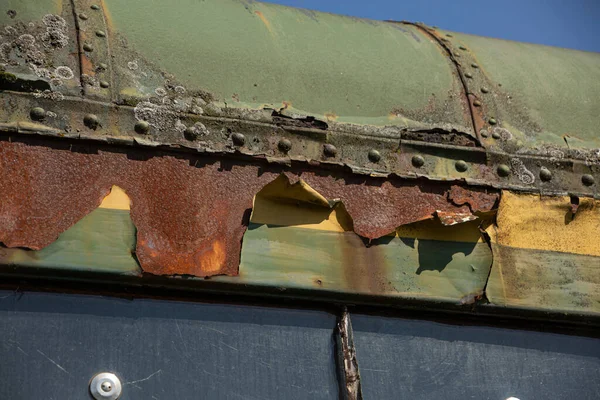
[78,5,110,89]
[27,107,597,187]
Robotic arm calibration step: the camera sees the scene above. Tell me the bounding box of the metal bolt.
[30,107,46,121]
[134,120,149,134]
[473,99,481,107]
[411,155,425,168]
[278,138,292,153]
[183,127,198,141]
[323,143,337,157]
[455,160,468,172]
[83,43,94,52]
[480,129,488,138]
[100,80,109,88]
[96,30,106,38]
[491,130,501,139]
[79,13,88,20]
[539,167,552,182]
[471,63,479,68]
[83,114,100,130]
[497,164,511,177]
[481,87,489,93]
[488,117,497,125]
[91,4,101,10]
[231,132,245,146]
[368,149,381,163]
[464,72,473,79]
[459,45,467,50]
[90,372,122,400]
[582,174,595,186]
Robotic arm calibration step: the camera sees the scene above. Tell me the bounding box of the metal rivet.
[459,45,467,50]
[30,107,46,121]
[183,127,198,141]
[323,143,337,157]
[473,99,481,107]
[471,63,479,68]
[453,52,461,57]
[368,149,381,163]
[497,164,511,177]
[83,43,94,52]
[231,132,245,146]
[98,63,108,70]
[455,160,468,172]
[411,155,425,168]
[481,87,489,93]
[446,33,453,37]
[582,174,595,186]
[134,120,149,134]
[489,117,497,125]
[100,80,109,88]
[464,72,473,79]
[96,30,106,38]
[91,4,101,10]
[278,138,292,153]
[480,129,488,138]
[90,372,122,400]
[83,114,100,130]
[79,13,88,20]
[491,130,501,139]
[539,167,552,182]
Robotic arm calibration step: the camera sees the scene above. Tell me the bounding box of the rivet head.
[278,138,292,153]
[134,120,149,134]
[95,30,106,38]
[79,13,88,20]
[481,87,489,93]
[464,72,473,79]
[497,164,511,177]
[446,33,453,37]
[30,107,46,121]
[99,80,109,88]
[489,117,497,125]
[91,4,101,10]
[471,63,479,68]
[455,160,468,172]
[90,372,122,400]
[491,130,501,139]
[184,127,198,141]
[83,43,94,52]
[459,45,467,50]
[480,129,488,138]
[368,149,381,163]
[582,174,595,186]
[411,155,425,168]
[539,167,552,182]
[83,114,100,130]
[473,99,481,107]
[231,132,245,146]
[323,143,337,157]
[98,63,108,70]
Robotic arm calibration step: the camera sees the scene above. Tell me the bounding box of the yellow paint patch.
[396,217,487,243]
[254,11,273,34]
[490,191,600,256]
[99,185,131,210]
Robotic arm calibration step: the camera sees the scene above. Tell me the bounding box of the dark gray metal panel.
[0,290,339,400]
[352,314,600,400]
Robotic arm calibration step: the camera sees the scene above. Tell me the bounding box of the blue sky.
[263,0,600,53]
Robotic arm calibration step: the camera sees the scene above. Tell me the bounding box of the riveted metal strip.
[1,90,598,197]
[71,0,112,101]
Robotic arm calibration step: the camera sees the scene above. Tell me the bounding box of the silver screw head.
[90,372,122,400]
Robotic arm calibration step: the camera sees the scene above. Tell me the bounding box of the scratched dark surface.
[352,314,600,400]
[0,291,339,400]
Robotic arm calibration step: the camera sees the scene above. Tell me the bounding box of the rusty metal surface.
[0,137,498,277]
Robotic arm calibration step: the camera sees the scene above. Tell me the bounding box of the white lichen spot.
[127,60,138,70]
[174,85,186,95]
[510,158,535,185]
[155,87,167,96]
[17,34,35,47]
[55,66,74,80]
[33,89,64,101]
[493,127,513,141]
[41,15,69,48]
[189,122,209,136]
[46,111,57,118]
[175,119,187,133]
[134,101,178,131]
[50,78,63,87]
[4,26,17,36]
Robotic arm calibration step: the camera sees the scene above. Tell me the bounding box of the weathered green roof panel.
[104,0,471,130]
[445,30,600,149]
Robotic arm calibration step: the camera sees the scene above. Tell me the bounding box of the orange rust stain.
[101,0,115,32]
[198,240,226,274]
[255,11,273,34]
[81,54,95,77]
[282,101,292,110]
[324,112,338,122]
